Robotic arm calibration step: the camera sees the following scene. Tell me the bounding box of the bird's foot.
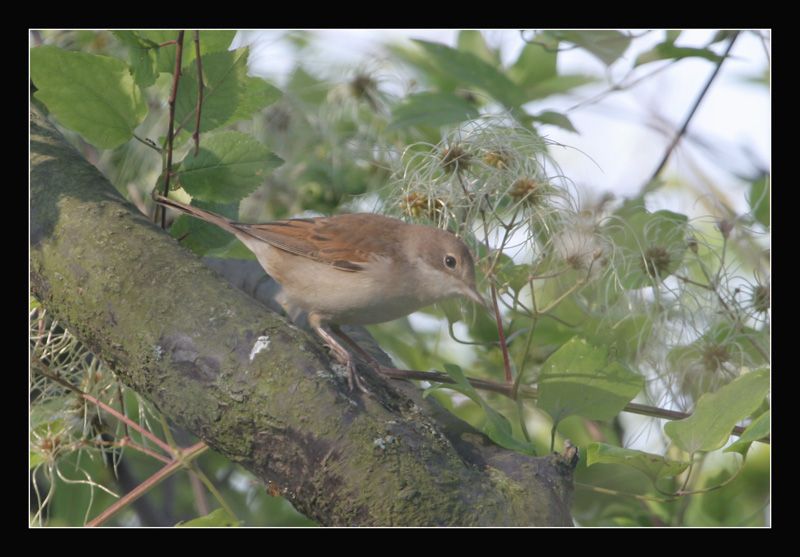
[313,326,369,393]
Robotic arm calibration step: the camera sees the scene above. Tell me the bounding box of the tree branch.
[30,108,575,526]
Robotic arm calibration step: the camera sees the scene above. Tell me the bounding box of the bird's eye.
[444,255,457,269]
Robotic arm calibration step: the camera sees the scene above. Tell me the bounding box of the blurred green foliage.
[30,29,769,527]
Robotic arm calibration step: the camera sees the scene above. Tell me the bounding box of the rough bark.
[30,109,576,526]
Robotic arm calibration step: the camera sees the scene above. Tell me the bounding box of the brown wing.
[234,213,406,272]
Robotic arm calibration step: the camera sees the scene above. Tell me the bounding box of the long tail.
[153,194,242,237]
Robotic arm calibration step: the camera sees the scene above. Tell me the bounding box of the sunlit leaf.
[724,410,770,455]
[31,46,146,149]
[665,368,769,453]
[538,337,643,423]
[175,50,281,133]
[587,443,690,483]
[176,131,283,203]
[438,364,536,455]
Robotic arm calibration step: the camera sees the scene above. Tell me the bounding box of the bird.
[154,194,486,392]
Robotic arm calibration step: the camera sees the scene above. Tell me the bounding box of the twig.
[642,31,740,193]
[192,31,204,155]
[378,367,764,441]
[87,441,207,526]
[158,31,186,229]
[34,367,176,457]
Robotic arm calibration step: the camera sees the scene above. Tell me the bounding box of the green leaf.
[30,451,46,470]
[606,207,689,289]
[194,30,237,55]
[665,368,769,453]
[176,131,283,203]
[169,199,240,255]
[440,364,536,455]
[496,261,530,294]
[31,46,147,149]
[389,92,480,129]
[665,30,683,44]
[112,31,159,88]
[456,30,499,65]
[531,110,578,133]
[709,30,738,45]
[587,443,690,483]
[205,237,258,260]
[724,411,770,455]
[538,336,643,423]
[508,42,558,90]
[550,30,631,66]
[286,67,329,105]
[748,174,769,227]
[177,508,239,527]
[412,40,523,108]
[635,44,724,67]
[522,74,596,101]
[135,30,236,73]
[175,50,282,134]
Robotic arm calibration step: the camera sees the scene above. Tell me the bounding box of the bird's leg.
[329,324,386,371]
[312,325,369,393]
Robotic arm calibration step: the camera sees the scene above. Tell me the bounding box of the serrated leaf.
[724,411,770,455]
[389,92,479,129]
[135,30,236,73]
[176,131,283,203]
[635,44,724,67]
[175,50,281,134]
[441,364,536,455]
[606,207,689,289]
[169,199,240,255]
[538,336,643,423]
[748,174,769,227]
[194,30,237,55]
[551,30,631,66]
[413,40,523,108]
[177,508,239,527]
[665,368,769,453]
[31,46,147,149]
[532,110,577,133]
[587,443,690,483]
[112,31,159,88]
[497,262,530,294]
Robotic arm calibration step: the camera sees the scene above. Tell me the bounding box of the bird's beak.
[463,285,491,312]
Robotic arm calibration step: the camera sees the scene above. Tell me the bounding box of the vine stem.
[377,367,763,442]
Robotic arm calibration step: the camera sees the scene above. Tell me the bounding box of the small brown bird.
[154,195,485,391]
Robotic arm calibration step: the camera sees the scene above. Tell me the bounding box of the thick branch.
[30,109,575,526]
